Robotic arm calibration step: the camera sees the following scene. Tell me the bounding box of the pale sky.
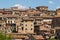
[0,0,60,10]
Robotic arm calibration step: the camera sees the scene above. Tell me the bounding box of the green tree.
[50,38,55,40]
[0,32,12,40]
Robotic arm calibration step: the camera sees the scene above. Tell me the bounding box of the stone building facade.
[0,6,60,40]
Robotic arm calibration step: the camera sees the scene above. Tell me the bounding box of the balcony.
[40,26,51,31]
[0,20,4,24]
[34,21,43,26]
[0,20,2,23]
[6,21,16,24]
[44,21,52,25]
[7,22,13,24]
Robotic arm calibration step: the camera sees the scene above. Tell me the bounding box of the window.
[22,27,24,30]
[8,18,12,19]
[12,25,16,33]
[25,21,27,22]
[31,24,32,26]
[25,28,27,30]
[20,23,21,26]
[53,13,55,15]
[14,21,15,23]
[31,28,33,30]
[25,24,27,26]
[50,30,54,34]
[31,21,33,22]
[11,21,12,23]
[8,21,9,23]
[15,13,19,15]
[21,23,23,26]
[8,29,10,32]
[0,25,1,26]
[0,18,2,20]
